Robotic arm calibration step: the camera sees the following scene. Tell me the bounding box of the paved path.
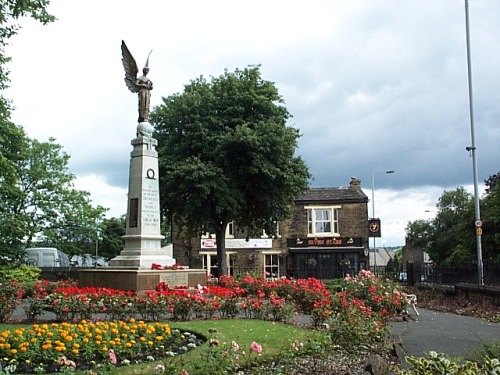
[390,308,500,361]
[9,304,500,364]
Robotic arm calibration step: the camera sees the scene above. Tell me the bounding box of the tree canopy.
[405,181,500,265]
[0,2,114,264]
[151,66,311,275]
[0,132,107,262]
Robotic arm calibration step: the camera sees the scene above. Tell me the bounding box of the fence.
[400,263,500,286]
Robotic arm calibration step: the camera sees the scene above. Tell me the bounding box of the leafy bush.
[0,281,25,322]
[399,351,500,375]
[468,340,500,369]
[0,265,40,284]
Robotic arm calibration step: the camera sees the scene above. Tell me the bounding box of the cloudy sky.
[6,0,500,247]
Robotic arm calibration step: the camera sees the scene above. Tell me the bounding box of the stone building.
[171,177,369,279]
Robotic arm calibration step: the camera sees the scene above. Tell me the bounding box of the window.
[264,253,280,279]
[306,206,339,236]
[261,221,281,238]
[200,225,213,239]
[226,221,234,238]
[201,252,235,277]
[201,221,234,239]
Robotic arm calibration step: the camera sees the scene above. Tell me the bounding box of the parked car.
[25,247,70,267]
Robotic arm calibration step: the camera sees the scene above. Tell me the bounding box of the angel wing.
[121,40,139,93]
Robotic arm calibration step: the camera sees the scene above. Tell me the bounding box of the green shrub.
[399,351,500,375]
[0,280,25,322]
[468,340,500,369]
[0,265,40,283]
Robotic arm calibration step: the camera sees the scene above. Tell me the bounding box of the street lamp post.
[464,0,484,285]
[371,170,395,276]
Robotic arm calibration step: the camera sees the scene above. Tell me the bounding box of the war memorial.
[78,41,205,292]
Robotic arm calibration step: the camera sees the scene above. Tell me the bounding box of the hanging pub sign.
[368,219,381,237]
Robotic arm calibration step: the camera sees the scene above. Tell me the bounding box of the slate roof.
[295,187,368,204]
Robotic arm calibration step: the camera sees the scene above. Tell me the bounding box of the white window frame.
[226,221,234,238]
[200,221,234,239]
[261,221,281,239]
[201,251,235,276]
[262,251,281,280]
[305,206,340,237]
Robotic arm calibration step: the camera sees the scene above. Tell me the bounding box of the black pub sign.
[288,237,363,247]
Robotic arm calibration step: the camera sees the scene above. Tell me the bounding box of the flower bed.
[0,319,202,374]
[0,270,410,373]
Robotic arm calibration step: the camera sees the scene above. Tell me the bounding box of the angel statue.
[121,40,153,123]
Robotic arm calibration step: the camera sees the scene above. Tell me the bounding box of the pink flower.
[108,349,117,365]
[231,340,240,352]
[250,341,262,354]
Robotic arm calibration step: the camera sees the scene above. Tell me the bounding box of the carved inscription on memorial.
[142,179,160,233]
[159,272,188,287]
[129,198,139,228]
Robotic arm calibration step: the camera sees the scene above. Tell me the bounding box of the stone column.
[110,128,175,268]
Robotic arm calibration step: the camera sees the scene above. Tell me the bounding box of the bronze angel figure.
[121,40,153,123]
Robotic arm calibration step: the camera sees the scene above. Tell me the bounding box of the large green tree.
[0,136,107,262]
[98,216,126,261]
[480,176,500,262]
[1,1,55,245]
[0,121,28,259]
[0,1,111,264]
[152,66,311,275]
[406,184,500,266]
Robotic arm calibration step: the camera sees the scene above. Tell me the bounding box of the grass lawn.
[112,319,318,375]
[0,319,318,374]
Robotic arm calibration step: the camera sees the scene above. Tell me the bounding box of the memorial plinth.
[109,132,175,269]
[78,268,207,293]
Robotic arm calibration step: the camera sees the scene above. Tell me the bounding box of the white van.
[25,247,70,268]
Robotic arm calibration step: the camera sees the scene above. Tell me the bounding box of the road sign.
[476,228,482,236]
[475,220,482,228]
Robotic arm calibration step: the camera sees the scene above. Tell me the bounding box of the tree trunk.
[216,224,228,276]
